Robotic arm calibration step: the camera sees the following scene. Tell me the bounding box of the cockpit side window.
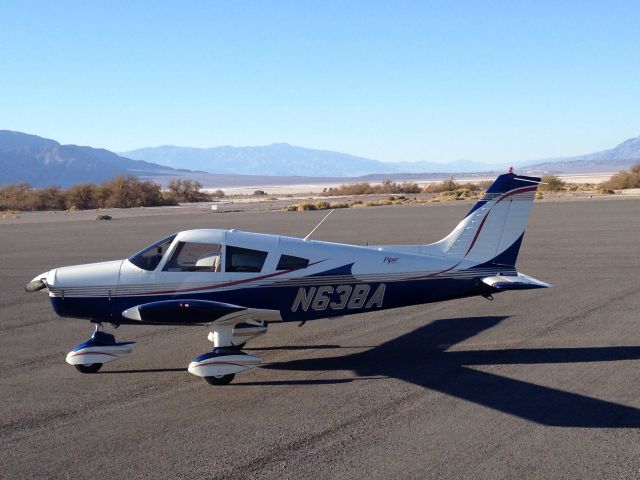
[225,246,268,273]
[128,234,177,271]
[163,242,223,272]
[276,254,309,270]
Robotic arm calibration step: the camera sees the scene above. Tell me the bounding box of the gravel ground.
[1,198,639,479]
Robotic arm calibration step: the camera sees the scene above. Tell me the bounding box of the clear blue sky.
[1,0,639,164]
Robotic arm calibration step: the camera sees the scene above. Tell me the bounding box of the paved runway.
[1,198,639,479]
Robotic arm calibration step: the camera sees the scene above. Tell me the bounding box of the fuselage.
[40,229,510,325]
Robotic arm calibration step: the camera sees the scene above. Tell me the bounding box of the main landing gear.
[65,324,135,374]
[188,322,267,386]
[66,322,266,385]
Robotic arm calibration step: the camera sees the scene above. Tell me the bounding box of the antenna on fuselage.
[303,209,334,241]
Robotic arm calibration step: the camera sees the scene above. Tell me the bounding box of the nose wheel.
[75,363,103,374]
[66,324,135,374]
[204,373,236,385]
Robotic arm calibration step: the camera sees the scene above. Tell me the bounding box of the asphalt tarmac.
[1,198,639,479]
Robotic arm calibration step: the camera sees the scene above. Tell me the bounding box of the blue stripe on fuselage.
[50,275,490,325]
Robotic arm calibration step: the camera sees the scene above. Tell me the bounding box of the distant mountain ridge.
[122,144,499,176]
[522,136,640,173]
[2,130,639,188]
[0,130,183,187]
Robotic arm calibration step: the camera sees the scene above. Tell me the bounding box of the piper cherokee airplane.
[26,171,550,386]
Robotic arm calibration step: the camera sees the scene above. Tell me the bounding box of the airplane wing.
[121,299,282,325]
[482,273,551,291]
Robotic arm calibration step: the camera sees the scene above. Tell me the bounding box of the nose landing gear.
[66,324,136,374]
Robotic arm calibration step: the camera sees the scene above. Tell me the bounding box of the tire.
[204,373,235,385]
[74,363,103,374]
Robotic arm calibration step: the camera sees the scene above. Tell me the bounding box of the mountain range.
[0,130,184,187]
[121,144,499,176]
[1,129,638,188]
[521,136,640,174]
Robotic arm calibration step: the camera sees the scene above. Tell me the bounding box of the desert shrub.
[325,182,373,196]
[65,183,98,210]
[423,177,459,193]
[380,180,421,194]
[539,174,565,192]
[596,186,615,195]
[0,183,33,210]
[324,180,421,196]
[462,181,491,192]
[96,214,112,221]
[426,187,481,203]
[32,186,66,210]
[99,175,169,208]
[253,190,267,196]
[600,164,640,190]
[166,178,209,202]
[297,203,317,211]
[0,175,178,211]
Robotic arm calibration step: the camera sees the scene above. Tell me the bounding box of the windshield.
[128,234,177,271]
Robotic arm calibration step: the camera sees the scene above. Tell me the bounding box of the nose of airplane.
[33,260,124,293]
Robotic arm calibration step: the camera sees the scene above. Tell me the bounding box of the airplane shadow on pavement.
[256,316,640,428]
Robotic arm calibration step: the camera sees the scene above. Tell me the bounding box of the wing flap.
[122,299,282,325]
[482,273,551,291]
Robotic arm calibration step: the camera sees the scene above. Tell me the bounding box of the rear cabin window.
[163,242,222,272]
[276,254,310,270]
[128,234,177,271]
[226,246,268,273]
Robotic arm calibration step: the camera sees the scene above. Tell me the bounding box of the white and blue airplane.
[26,172,550,385]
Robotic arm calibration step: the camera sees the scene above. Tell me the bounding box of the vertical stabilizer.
[434,173,541,266]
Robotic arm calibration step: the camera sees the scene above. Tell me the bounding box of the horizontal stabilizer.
[122,299,282,325]
[482,273,551,291]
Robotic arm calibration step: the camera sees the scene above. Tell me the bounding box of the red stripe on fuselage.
[136,259,327,296]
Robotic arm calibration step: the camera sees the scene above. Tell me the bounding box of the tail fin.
[434,173,541,267]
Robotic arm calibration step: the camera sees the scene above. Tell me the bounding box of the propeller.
[25,279,46,292]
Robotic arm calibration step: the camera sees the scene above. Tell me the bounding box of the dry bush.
[427,187,481,203]
[324,180,422,196]
[423,177,459,193]
[0,183,33,210]
[596,186,615,195]
[325,182,373,196]
[65,183,98,210]
[0,175,178,211]
[539,174,565,192]
[600,164,640,190]
[32,186,66,210]
[166,178,209,202]
[99,175,169,208]
[297,203,317,211]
